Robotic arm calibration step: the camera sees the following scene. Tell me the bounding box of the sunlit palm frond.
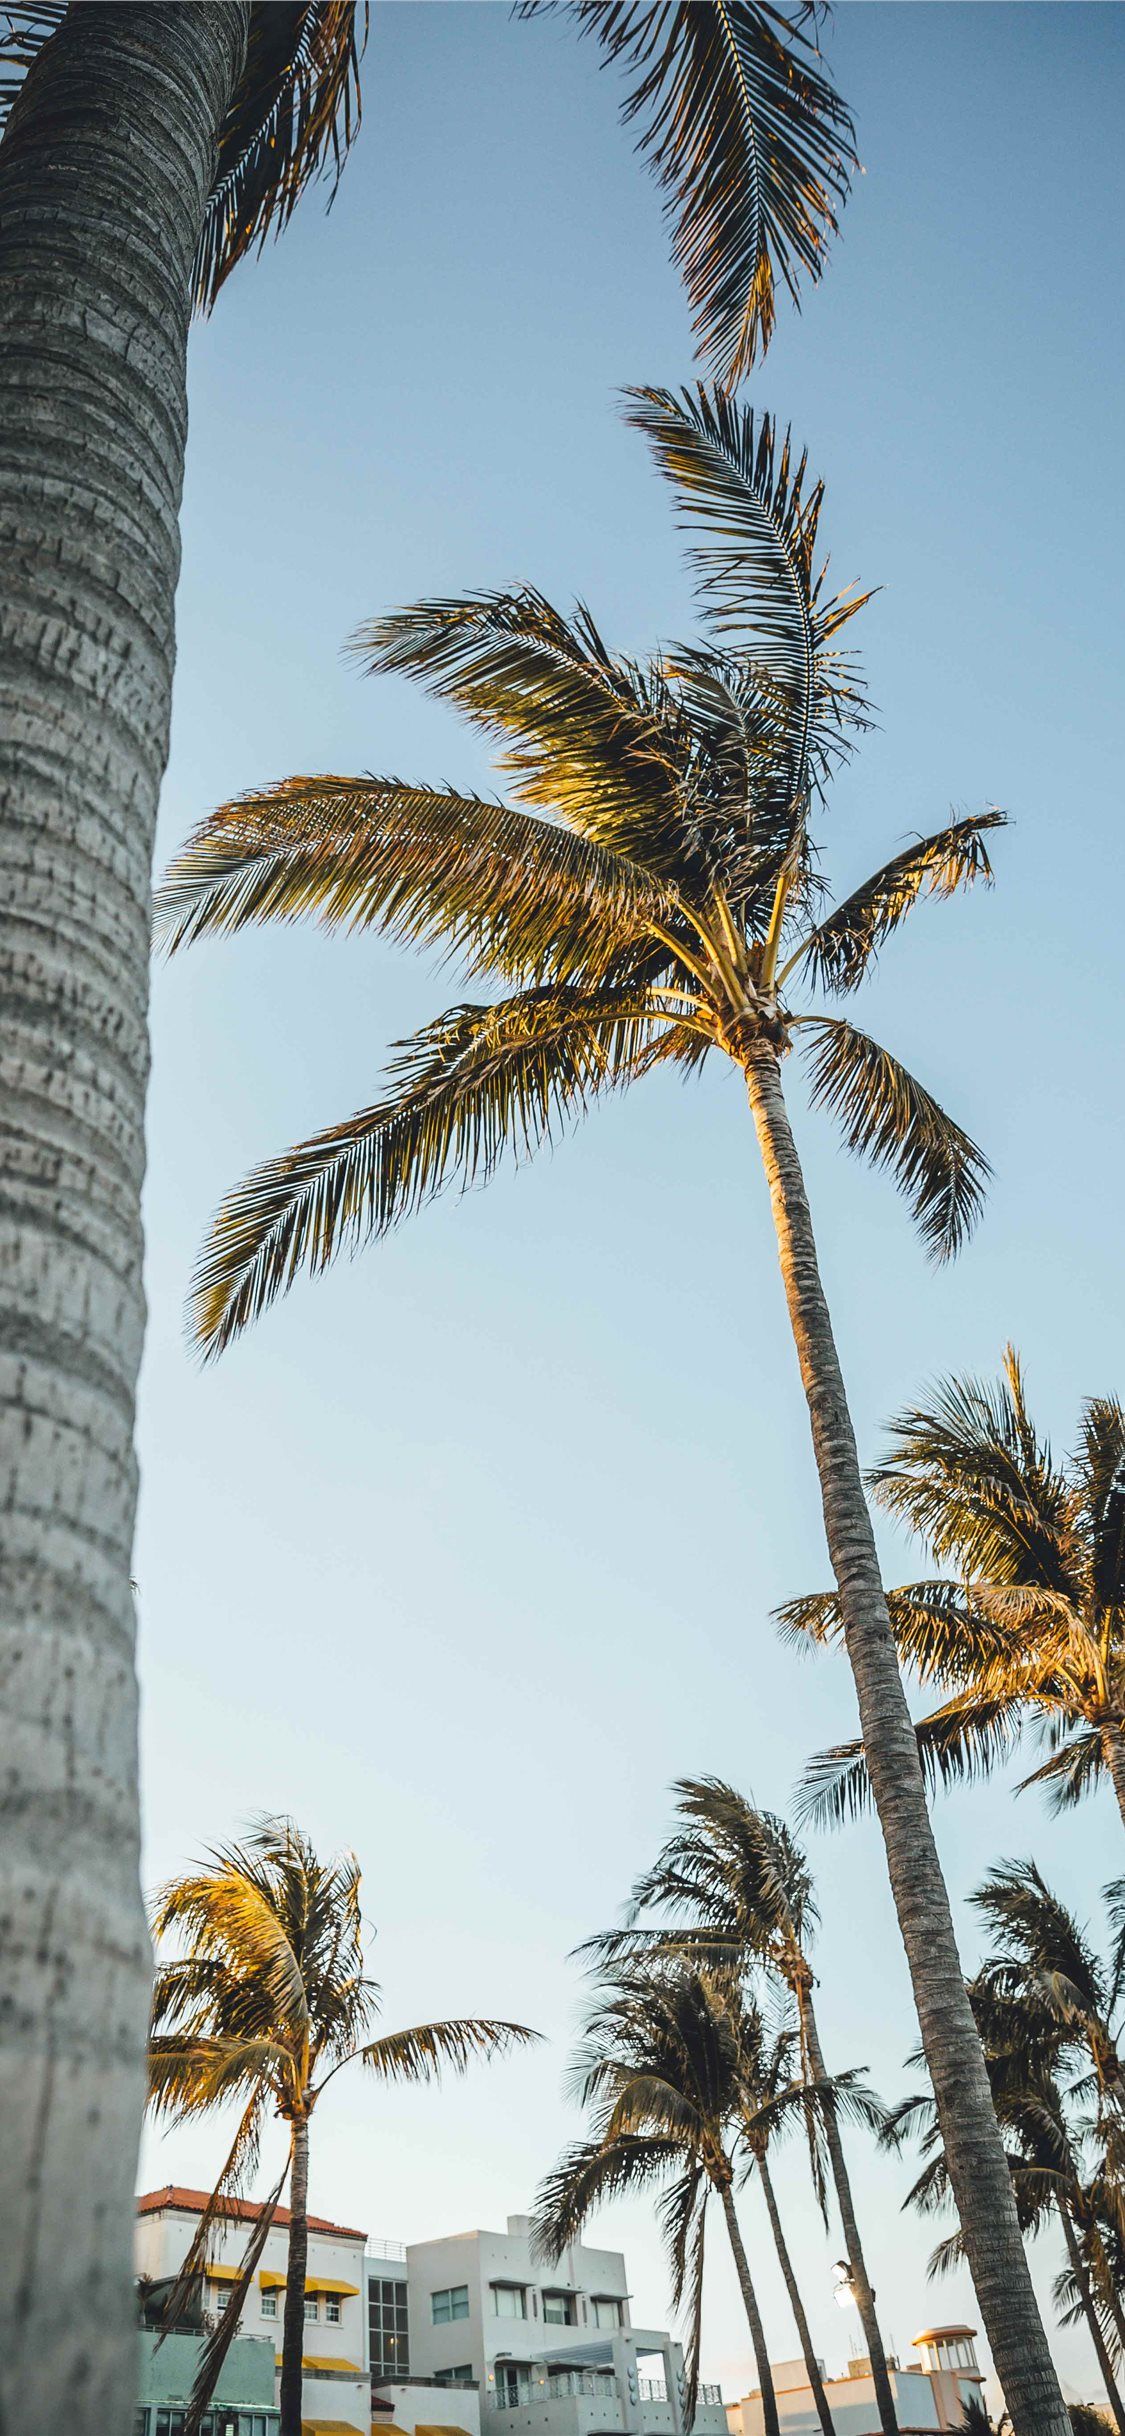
[196,3,366,310]
[153,774,670,991]
[527,1,855,386]
[147,2034,288,2121]
[868,1358,1077,1591]
[188,983,671,1355]
[795,1013,989,1261]
[786,810,1007,996]
[355,2017,538,2084]
[776,1578,1020,1686]
[152,1864,308,2040]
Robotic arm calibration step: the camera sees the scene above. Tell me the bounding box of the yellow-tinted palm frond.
[153,772,669,990]
[795,1013,990,1262]
[796,1691,1030,1830]
[197,3,366,310]
[188,985,675,1355]
[153,1867,309,2043]
[786,809,1007,995]
[523,1,855,386]
[356,2017,539,2082]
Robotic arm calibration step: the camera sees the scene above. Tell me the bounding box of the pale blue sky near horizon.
[137,3,1123,2408]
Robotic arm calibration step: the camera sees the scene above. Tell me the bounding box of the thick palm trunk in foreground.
[281,2119,311,2436]
[0,10,247,2427]
[743,1040,1070,2436]
[758,2156,835,2436]
[719,2180,781,2436]
[799,1991,894,2435]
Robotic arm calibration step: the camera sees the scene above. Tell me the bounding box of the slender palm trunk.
[0,11,247,2430]
[281,2119,311,2436]
[1084,2214,1125,2362]
[758,2154,835,2436]
[1059,2204,1125,2436]
[743,1040,1070,2436]
[1103,1729,1125,1836]
[799,1989,895,2436]
[719,2177,780,2436]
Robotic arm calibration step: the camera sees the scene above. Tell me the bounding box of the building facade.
[726,2327,986,2436]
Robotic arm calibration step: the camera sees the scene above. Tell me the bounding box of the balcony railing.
[638,2384,667,2404]
[547,2375,618,2400]
[698,2388,723,2408]
[490,2373,722,2417]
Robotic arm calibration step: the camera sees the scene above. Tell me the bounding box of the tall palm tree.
[782,1353,1125,1833]
[535,1961,869,2436]
[0,16,852,2421]
[582,1781,897,2436]
[149,1816,536,2436]
[885,1909,1125,2432]
[738,2010,856,2436]
[153,381,1068,2436]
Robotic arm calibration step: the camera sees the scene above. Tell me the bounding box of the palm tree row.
[0,8,853,2417]
[535,1780,893,2436]
[155,373,1069,2436]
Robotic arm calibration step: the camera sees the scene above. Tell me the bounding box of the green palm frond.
[352,590,698,885]
[868,1355,1077,1591]
[153,772,669,989]
[795,1013,990,1261]
[188,984,671,1355]
[786,810,1007,996]
[972,1862,1107,2022]
[525,2,854,386]
[196,4,366,311]
[354,2017,538,2084]
[624,385,871,796]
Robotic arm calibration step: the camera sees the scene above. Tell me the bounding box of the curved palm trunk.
[799,1991,894,2436]
[743,1040,1070,2436]
[281,2119,311,2436]
[719,2178,780,2436]
[758,2155,835,2436]
[1059,2203,1125,2436]
[0,10,247,2430]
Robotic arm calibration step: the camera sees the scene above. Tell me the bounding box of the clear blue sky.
[137,3,1125,2407]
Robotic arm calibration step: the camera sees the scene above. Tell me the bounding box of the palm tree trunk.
[743,1039,1070,2436]
[0,11,248,2432]
[1059,2204,1125,2436]
[719,2177,781,2436]
[281,2118,311,2436]
[1103,1729,1125,1836]
[798,1993,892,2436]
[1084,2215,1125,2363]
[758,2154,835,2436]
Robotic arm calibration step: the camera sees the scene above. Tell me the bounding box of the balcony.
[485,2366,725,2436]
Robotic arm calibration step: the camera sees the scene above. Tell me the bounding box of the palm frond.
[0,1,65,131]
[787,810,1007,995]
[196,4,366,311]
[525,1,855,385]
[189,984,666,1354]
[927,2230,967,2281]
[533,2131,685,2260]
[776,1577,1020,1686]
[183,2152,290,2435]
[153,773,670,992]
[1018,1730,1108,1814]
[868,1358,1077,1591]
[795,1692,1027,1829]
[355,2017,538,2083]
[796,1013,990,1261]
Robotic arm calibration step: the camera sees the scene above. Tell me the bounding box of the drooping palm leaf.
[355,2017,538,2082]
[1018,1729,1110,1814]
[183,2153,291,2436]
[196,3,366,310]
[795,1690,1029,1830]
[796,1013,990,1261]
[523,1,855,386]
[786,810,1007,996]
[189,984,674,1355]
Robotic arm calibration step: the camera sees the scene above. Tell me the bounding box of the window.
[134,2415,150,2436]
[432,2285,470,2325]
[261,2288,278,2319]
[593,2297,623,2331]
[369,2276,410,2381]
[304,2293,320,2322]
[325,2294,342,2324]
[491,2283,527,2320]
[542,2293,575,2327]
[434,2367,474,2386]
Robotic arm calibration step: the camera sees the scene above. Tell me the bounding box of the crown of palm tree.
[156,385,1003,1357]
[782,1350,1125,1826]
[1,2,854,361]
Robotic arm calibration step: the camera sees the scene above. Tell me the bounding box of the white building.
[400,2213,727,2436]
[726,2326,986,2436]
[137,2185,370,2436]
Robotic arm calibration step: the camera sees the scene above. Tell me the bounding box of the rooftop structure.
[726,2326,986,2436]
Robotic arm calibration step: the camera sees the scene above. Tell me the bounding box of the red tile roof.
[137,2186,366,2242]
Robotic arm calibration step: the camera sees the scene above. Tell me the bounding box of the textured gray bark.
[0,8,247,2427]
[757,2154,835,2436]
[743,1042,1070,2436]
[799,1995,894,2436]
[280,2119,311,2436]
[719,2178,780,2436]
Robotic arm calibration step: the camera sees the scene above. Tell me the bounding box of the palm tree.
[154,380,1068,2436]
[738,2010,857,2436]
[0,16,852,2421]
[885,1907,1125,2433]
[782,1352,1125,1833]
[535,1961,868,2436]
[582,1781,897,2436]
[149,1816,537,2436]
